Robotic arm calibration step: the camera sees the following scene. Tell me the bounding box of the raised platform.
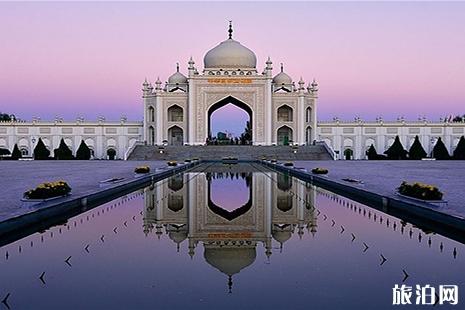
[127,145,333,161]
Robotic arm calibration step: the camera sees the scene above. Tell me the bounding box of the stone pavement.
[0,160,165,221]
[294,160,465,218]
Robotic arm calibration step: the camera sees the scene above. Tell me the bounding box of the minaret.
[188,56,195,77]
[265,56,273,77]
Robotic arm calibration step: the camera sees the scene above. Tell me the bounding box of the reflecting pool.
[0,163,464,309]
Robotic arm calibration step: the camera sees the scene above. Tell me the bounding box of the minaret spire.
[280,63,284,72]
[176,62,179,72]
[228,21,233,39]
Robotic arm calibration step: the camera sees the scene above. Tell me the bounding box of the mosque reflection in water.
[142,165,317,292]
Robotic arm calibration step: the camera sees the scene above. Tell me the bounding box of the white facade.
[2,23,465,160]
[143,23,318,146]
[318,119,465,160]
[0,117,142,160]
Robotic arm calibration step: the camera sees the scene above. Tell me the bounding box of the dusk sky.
[1,1,465,129]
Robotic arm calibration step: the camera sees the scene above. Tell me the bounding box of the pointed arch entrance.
[168,126,184,145]
[277,126,293,146]
[207,96,253,144]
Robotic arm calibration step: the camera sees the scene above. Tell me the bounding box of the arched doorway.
[277,126,293,146]
[344,148,353,160]
[168,126,184,145]
[107,148,116,160]
[207,96,252,145]
[207,172,253,221]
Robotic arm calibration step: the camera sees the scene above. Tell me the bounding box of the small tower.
[265,56,273,77]
[188,56,195,77]
[142,78,151,96]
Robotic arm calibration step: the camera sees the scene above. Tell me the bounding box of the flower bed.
[312,168,328,175]
[134,166,150,174]
[167,161,177,167]
[23,181,71,200]
[397,181,443,201]
[283,162,294,167]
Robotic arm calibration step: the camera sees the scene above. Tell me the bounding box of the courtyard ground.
[0,160,165,221]
[295,160,465,218]
[1,160,464,224]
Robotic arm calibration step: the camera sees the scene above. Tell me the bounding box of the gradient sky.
[1,1,465,125]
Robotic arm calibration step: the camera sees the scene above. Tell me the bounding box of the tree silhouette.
[384,136,407,160]
[34,138,50,160]
[0,148,10,156]
[240,121,252,145]
[76,140,91,160]
[11,144,22,160]
[432,137,450,160]
[366,144,378,160]
[408,135,427,160]
[54,138,74,160]
[453,136,465,160]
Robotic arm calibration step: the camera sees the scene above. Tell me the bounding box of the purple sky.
[1,1,465,127]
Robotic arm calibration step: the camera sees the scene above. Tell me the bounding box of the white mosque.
[0,23,464,160]
[142,22,317,147]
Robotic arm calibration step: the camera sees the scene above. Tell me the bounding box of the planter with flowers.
[396,181,447,206]
[312,168,329,175]
[134,165,150,177]
[22,180,71,204]
[167,160,178,167]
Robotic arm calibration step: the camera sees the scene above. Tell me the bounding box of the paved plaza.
[296,160,465,218]
[0,160,165,221]
[1,160,464,224]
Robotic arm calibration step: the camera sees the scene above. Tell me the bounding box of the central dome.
[203,23,256,69]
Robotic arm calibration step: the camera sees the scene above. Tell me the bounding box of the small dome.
[168,230,187,244]
[204,247,256,276]
[273,64,292,85]
[168,63,187,84]
[203,23,256,69]
[272,230,292,244]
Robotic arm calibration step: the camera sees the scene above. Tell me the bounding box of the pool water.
[0,163,464,309]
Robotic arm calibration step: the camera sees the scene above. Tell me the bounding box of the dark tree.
[408,135,427,160]
[432,137,450,160]
[366,144,378,160]
[240,121,252,145]
[54,138,74,160]
[0,113,17,122]
[11,144,22,160]
[34,138,50,160]
[76,140,91,160]
[384,136,407,160]
[0,148,10,156]
[452,115,465,122]
[453,136,465,160]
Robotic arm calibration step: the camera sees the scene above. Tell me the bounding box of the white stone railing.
[315,140,335,160]
[124,140,144,160]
